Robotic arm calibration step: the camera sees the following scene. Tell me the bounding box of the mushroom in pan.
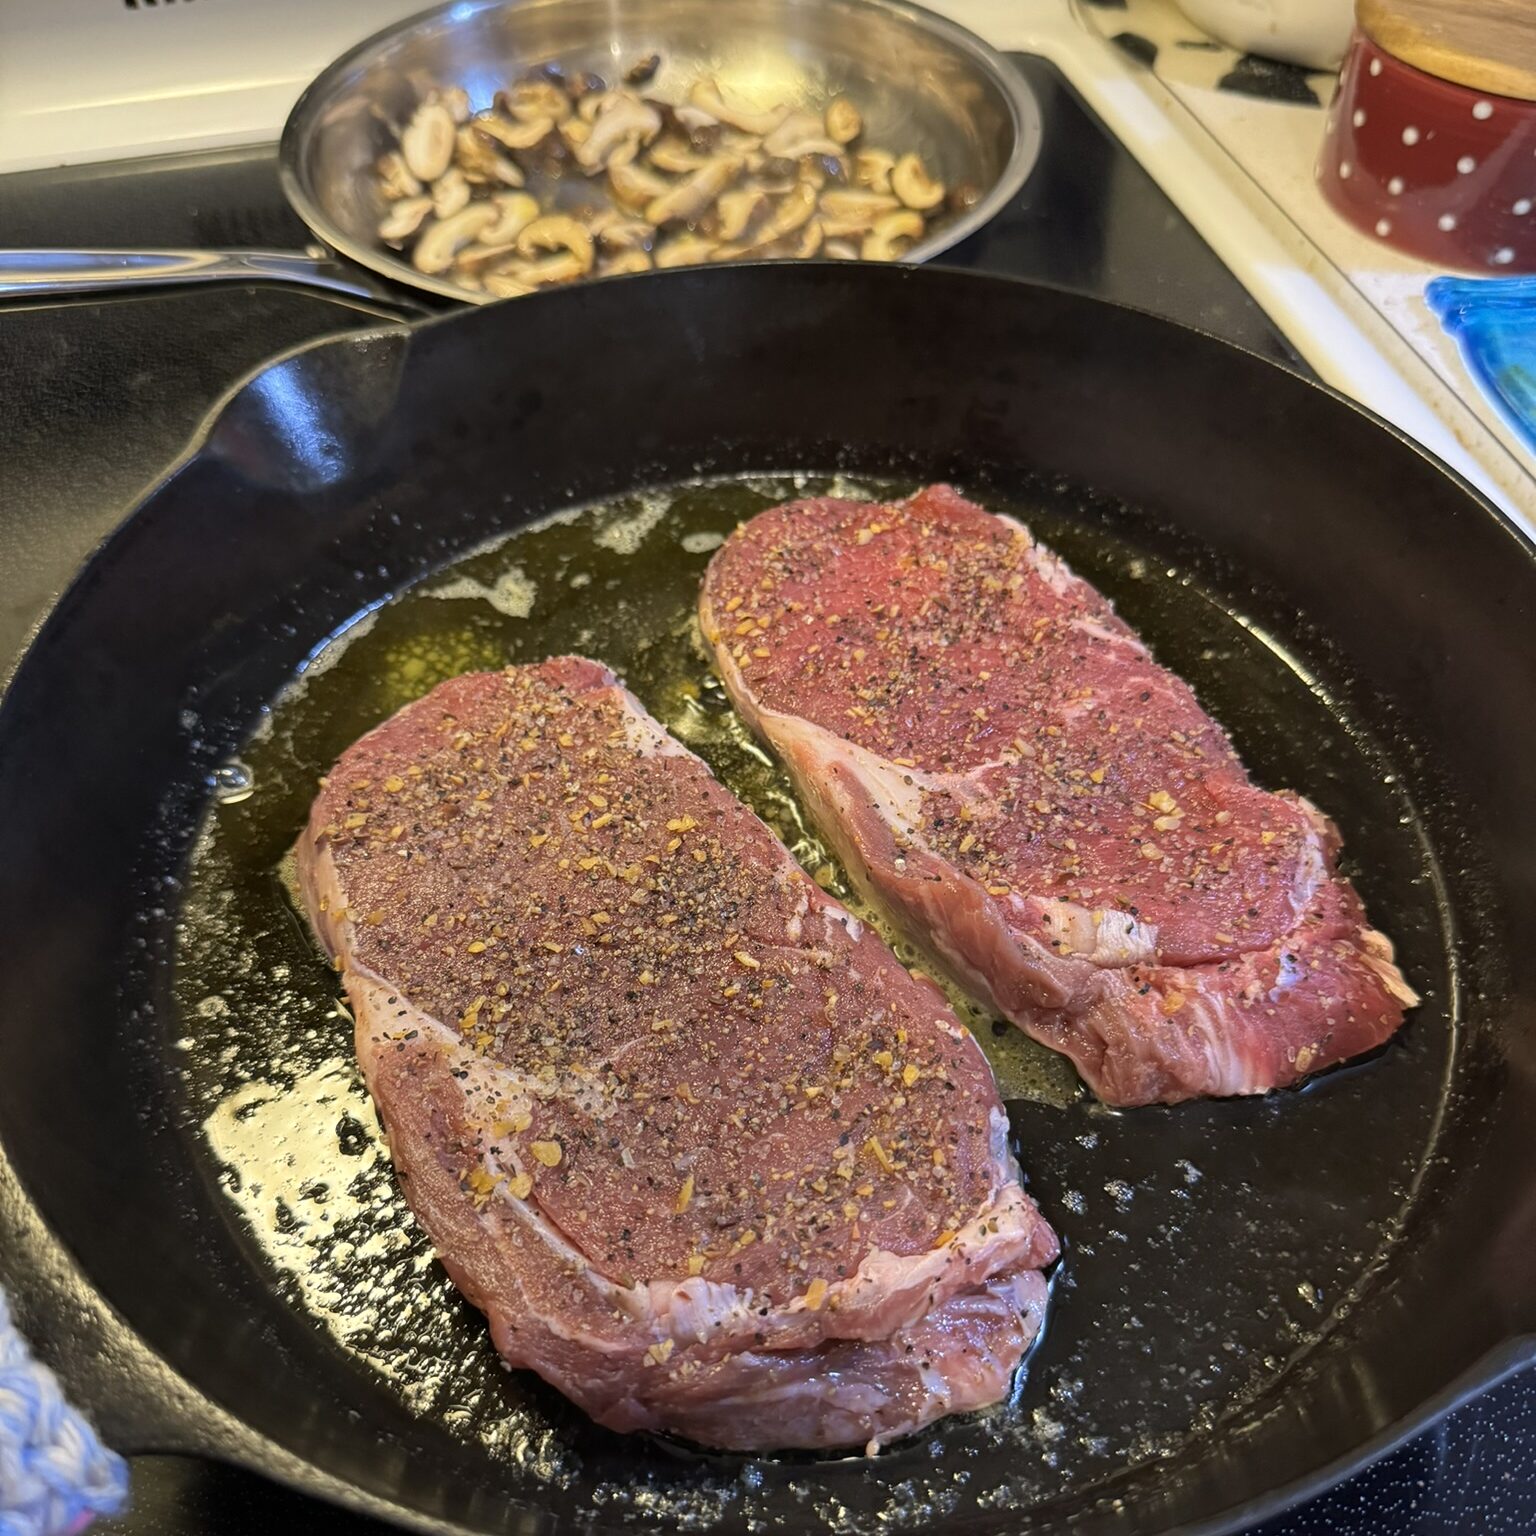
[401,98,456,182]
[891,153,945,212]
[608,144,672,211]
[854,149,896,195]
[689,79,790,137]
[601,249,654,275]
[413,202,500,274]
[431,167,472,220]
[825,96,862,145]
[762,111,845,163]
[575,93,663,172]
[377,150,422,201]
[654,234,719,268]
[378,195,433,244]
[817,187,902,238]
[502,79,571,125]
[454,124,524,187]
[861,208,925,261]
[475,109,556,153]
[645,154,744,227]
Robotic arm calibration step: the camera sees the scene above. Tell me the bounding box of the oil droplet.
[211,760,255,805]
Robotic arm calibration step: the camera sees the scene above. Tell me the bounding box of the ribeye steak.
[297,657,1057,1450]
[700,487,1417,1106]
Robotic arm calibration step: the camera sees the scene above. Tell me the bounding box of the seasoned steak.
[297,657,1057,1450]
[700,487,1417,1106]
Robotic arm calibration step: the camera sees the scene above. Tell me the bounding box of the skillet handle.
[0,1147,244,1462]
[0,247,429,314]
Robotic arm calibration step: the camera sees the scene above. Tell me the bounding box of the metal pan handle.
[0,247,427,312]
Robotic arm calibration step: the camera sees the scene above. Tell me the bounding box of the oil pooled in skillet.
[174,474,1451,1523]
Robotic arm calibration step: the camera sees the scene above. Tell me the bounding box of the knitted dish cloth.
[0,1292,126,1536]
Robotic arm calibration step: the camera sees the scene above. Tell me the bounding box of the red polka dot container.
[1319,30,1536,272]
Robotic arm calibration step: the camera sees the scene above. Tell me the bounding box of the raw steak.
[700,486,1417,1106]
[296,657,1057,1450]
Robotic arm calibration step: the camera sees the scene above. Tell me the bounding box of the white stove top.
[3,0,1530,535]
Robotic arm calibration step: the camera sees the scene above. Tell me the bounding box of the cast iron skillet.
[0,265,1532,1536]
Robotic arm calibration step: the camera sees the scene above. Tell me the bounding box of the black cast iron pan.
[0,264,1532,1535]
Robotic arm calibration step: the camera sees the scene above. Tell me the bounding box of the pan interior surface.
[178,471,1451,1522]
[0,267,1530,1536]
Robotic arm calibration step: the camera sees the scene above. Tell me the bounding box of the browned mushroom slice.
[377,150,422,201]
[455,125,525,187]
[762,111,845,163]
[713,187,767,243]
[483,272,535,299]
[860,208,925,261]
[825,97,862,145]
[891,153,945,212]
[515,215,596,276]
[600,248,654,275]
[502,79,571,125]
[413,203,500,274]
[401,98,456,182]
[608,144,672,212]
[648,137,712,175]
[854,149,896,194]
[575,93,663,172]
[378,196,433,244]
[818,187,902,239]
[644,155,743,226]
[475,110,555,153]
[480,191,541,245]
[654,234,717,268]
[431,167,472,220]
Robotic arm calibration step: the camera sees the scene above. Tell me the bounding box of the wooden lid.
[1358,0,1536,101]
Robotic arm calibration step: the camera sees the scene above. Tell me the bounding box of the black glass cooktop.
[0,53,1528,1535]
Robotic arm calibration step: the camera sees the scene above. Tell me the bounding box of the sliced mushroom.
[854,149,895,194]
[626,53,662,85]
[432,167,472,219]
[825,97,862,145]
[795,217,824,258]
[484,272,535,299]
[578,89,609,124]
[561,117,593,152]
[891,153,944,212]
[762,111,844,162]
[378,195,433,244]
[576,93,662,171]
[402,98,456,182]
[481,110,556,153]
[824,238,859,259]
[689,80,789,137]
[608,150,670,212]
[413,203,500,274]
[503,80,571,125]
[601,248,654,275]
[515,214,596,275]
[454,240,520,273]
[861,208,925,261]
[480,191,541,244]
[501,251,588,286]
[590,212,656,250]
[645,154,743,226]
[654,234,718,269]
[455,124,525,187]
[714,187,766,242]
[439,86,472,125]
[766,180,817,239]
[377,150,422,201]
[818,186,901,238]
[673,103,720,135]
[648,136,711,175]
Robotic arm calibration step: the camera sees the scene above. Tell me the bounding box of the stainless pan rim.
[277,0,1043,306]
